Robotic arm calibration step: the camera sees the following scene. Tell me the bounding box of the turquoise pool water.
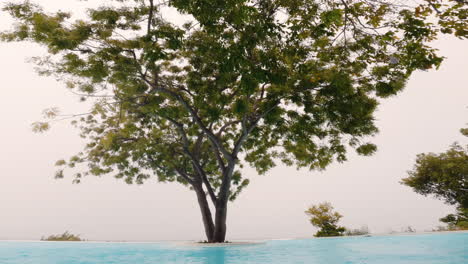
[0,233,466,264]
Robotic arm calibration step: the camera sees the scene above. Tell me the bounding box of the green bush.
[41,231,83,241]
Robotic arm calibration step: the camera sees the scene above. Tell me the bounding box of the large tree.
[402,128,468,229]
[1,0,466,242]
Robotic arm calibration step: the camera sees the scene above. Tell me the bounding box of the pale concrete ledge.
[172,240,266,247]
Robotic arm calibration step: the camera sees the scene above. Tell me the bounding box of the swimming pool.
[0,233,466,264]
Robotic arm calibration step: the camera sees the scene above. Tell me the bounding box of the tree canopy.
[2,0,466,242]
[402,128,468,229]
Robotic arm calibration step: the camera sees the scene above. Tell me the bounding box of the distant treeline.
[345,226,370,236]
[41,231,83,241]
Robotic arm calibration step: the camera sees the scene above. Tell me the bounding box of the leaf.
[32,122,50,133]
[356,143,377,156]
[55,159,67,166]
[42,107,60,119]
[460,128,468,137]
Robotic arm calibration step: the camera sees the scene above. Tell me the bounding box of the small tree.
[305,202,345,237]
[402,128,468,230]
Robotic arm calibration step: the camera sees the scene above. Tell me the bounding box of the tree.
[41,231,83,241]
[1,0,466,242]
[305,202,346,237]
[402,128,468,230]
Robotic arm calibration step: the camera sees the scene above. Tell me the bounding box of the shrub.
[41,231,83,241]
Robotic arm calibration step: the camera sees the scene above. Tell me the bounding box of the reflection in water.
[177,245,228,264]
[304,237,355,264]
[203,247,227,264]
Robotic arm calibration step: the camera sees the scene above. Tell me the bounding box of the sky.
[0,1,467,242]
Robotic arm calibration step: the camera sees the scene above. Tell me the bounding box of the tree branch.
[148,155,195,185]
[153,85,233,162]
[173,166,195,185]
[210,143,226,173]
[147,0,154,34]
[232,100,281,156]
[192,132,218,204]
[125,45,233,164]
[201,173,218,205]
[216,120,241,136]
[162,114,217,204]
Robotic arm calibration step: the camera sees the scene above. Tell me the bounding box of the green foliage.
[305,202,346,237]
[440,207,468,230]
[402,143,468,207]
[2,0,464,192]
[402,128,468,230]
[31,121,50,133]
[460,127,468,137]
[41,231,83,241]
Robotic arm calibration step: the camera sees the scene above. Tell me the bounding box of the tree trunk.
[212,201,228,242]
[211,166,234,242]
[195,187,229,243]
[195,165,233,243]
[194,186,215,242]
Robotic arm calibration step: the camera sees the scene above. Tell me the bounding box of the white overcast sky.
[0,1,467,241]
